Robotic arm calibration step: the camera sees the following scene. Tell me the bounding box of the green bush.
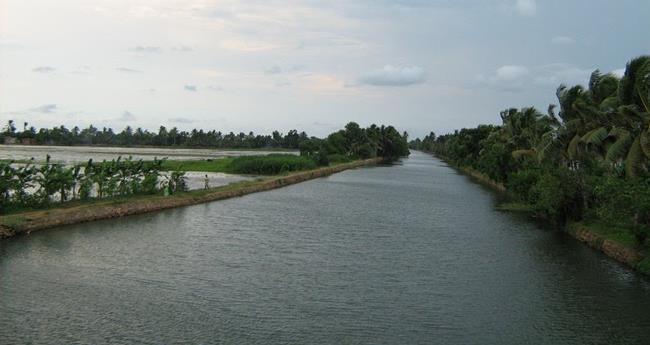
[531,168,583,224]
[506,169,541,204]
[327,154,351,163]
[229,154,317,175]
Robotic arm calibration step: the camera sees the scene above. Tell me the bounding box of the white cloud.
[496,65,529,81]
[551,36,574,45]
[515,0,537,16]
[359,65,426,86]
[532,63,592,86]
[478,63,591,92]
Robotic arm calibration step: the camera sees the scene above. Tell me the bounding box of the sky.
[0,0,648,139]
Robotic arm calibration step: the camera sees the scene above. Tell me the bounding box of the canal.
[1,151,649,344]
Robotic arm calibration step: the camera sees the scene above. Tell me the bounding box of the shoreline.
[0,158,382,239]
[427,151,650,276]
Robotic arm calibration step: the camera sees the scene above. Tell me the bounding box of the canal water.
[1,151,649,344]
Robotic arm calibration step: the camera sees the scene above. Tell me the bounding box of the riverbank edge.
[0,158,382,239]
[428,152,650,276]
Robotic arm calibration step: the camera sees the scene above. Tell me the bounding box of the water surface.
[1,151,649,344]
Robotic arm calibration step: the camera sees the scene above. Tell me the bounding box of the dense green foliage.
[228,154,317,175]
[1,122,409,213]
[160,158,235,173]
[411,56,650,245]
[1,122,309,149]
[299,122,410,161]
[0,156,186,213]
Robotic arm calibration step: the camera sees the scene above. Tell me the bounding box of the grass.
[570,220,641,249]
[161,154,318,175]
[161,157,235,173]
[228,154,317,174]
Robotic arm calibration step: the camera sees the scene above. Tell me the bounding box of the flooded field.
[0,145,296,164]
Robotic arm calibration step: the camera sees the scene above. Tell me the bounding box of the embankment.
[428,152,649,276]
[0,158,382,239]
[432,154,507,194]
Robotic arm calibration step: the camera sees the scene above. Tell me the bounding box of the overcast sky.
[0,0,648,138]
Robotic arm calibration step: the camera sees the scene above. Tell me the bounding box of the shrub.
[326,154,351,163]
[531,168,583,224]
[506,168,541,204]
[229,154,317,175]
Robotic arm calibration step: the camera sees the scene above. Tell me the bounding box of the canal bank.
[0,158,382,239]
[430,152,650,276]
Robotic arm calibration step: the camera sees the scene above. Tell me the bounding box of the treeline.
[0,156,187,213]
[411,56,650,244]
[1,122,309,149]
[1,122,409,212]
[227,122,411,174]
[299,122,410,163]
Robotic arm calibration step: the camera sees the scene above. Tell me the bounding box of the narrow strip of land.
[0,158,381,239]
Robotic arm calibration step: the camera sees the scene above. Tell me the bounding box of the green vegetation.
[228,155,317,175]
[161,157,235,173]
[0,155,187,213]
[411,55,650,248]
[161,155,317,175]
[299,122,410,161]
[2,122,409,215]
[162,121,412,176]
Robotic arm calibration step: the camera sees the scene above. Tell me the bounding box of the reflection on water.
[1,151,650,344]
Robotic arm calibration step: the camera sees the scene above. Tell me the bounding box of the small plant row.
[0,155,187,213]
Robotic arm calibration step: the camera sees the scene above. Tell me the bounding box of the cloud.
[184,85,198,92]
[116,67,143,73]
[129,46,162,53]
[496,65,530,81]
[478,63,592,92]
[551,36,574,45]
[515,0,537,16]
[117,111,136,121]
[359,65,426,86]
[171,45,193,52]
[476,65,532,92]
[169,117,194,124]
[32,66,55,73]
[532,63,592,86]
[31,104,58,113]
[265,65,283,74]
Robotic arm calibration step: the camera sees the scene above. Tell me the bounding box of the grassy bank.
[0,158,382,239]
[567,222,650,275]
